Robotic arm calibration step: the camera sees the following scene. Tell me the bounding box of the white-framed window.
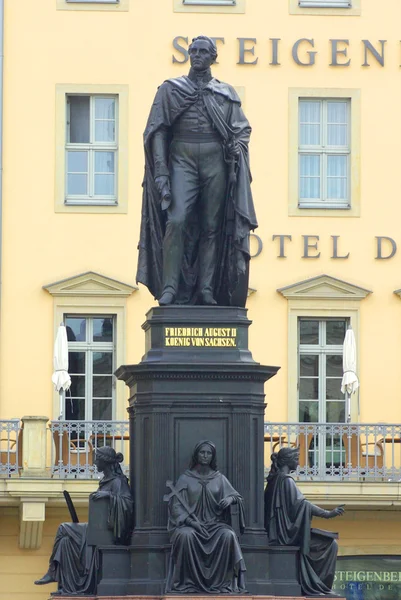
[66,95,118,205]
[299,0,350,7]
[183,0,235,4]
[298,318,348,424]
[299,98,350,209]
[66,315,116,421]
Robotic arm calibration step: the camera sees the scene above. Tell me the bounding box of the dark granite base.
[97,546,303,598]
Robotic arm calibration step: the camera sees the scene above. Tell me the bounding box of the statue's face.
[197,444,213,466]
[289,455,299,472]
[95,454,107,472]
[189,40,214,72]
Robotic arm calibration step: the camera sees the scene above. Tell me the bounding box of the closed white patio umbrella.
[52,324,71,419]
[341,327,359,423]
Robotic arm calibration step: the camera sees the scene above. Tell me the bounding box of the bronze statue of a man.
[137,35,257,307]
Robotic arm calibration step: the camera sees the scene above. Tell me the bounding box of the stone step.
[49,594,346,600]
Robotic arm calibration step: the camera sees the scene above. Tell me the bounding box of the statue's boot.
[34,572,55,585]
[159,291,175,306]
[200,291,217,305]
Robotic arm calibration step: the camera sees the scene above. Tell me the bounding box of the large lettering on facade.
[172,37,391,67]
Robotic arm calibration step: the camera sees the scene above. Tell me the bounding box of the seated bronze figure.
[264,447,344,598]
[165,440,246,594]
[34,446,133,596]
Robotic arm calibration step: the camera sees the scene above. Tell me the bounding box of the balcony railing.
[0,419,21,477]
[264,422,401,481]
[3,419,401,482]
[49,420,130,478]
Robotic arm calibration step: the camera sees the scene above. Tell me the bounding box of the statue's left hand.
[219,496,234,509]
[91,491,110,501]
[327,505,345,518]
[226,139,240,158]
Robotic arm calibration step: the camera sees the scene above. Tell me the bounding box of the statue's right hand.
[154,175,171,198]
[187,517,207,536]
[91,491,110,501]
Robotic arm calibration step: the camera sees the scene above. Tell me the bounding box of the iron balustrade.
[0,419,21,477]
[49,420,130,478]
[3,419,401,481]
[264,422,401,481]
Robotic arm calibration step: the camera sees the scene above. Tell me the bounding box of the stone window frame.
[43,271,137,420]
[289,87,361,218]
[55,84,129,214]
[277,274,371,422]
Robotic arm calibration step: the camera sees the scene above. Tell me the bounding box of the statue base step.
[49,594,346,600]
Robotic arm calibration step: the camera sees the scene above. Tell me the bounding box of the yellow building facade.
[1,0,401,598]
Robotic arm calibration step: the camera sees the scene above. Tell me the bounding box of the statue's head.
[95,445,124,475]
[269,447,300,477]
[189,36,218,71]
[189,440,217,470]
[271,448,299,471]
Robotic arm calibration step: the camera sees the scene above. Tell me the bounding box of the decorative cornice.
[43,271,138,298]
[278,274,372,301]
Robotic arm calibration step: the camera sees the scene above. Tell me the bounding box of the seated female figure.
[34,446,133,596]
[166,440,246,594]
[264,447,344,598]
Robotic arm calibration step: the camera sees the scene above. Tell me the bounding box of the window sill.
[298,203,351,210]
[65,200,118,206]
[289,0,360,15]
[174,0,245,12]
[57,202,126,214]
[290,205,359,218]
[57,0,129,10]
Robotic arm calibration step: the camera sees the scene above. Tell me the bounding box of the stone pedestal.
[113,306,282,596]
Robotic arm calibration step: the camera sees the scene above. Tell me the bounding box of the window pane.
[70,375,86,397]
[300,155,321,199]
[69,352,85,374]
[327,155,347,200]
[69,96,90,143]
[67,151,88,173]
[300,124,320,146]
[95,98,115,120]
[326,355,343,377]
[94,175,115,196]
[67,174,88,196]
[92,399,112,421]
[327,101,347,122]
[327,154,347,177]
[299,378,318,400]
[67,152,88,195]
[93,352,113,374]
[327,124,347,147]
[326,320,346,345]
[93,376,112,398]
[66,318,87,341]
[299,401,318,423]
[327,102,348,146]
[95,152,115,173]
[65,398,85,421]
[93,318,113,342]
[326,401,346,423]
[326,378,342,400]
[299,101,321,146]
[300,320,319,345]
[300,355,319,377]
[95,121,115,143]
